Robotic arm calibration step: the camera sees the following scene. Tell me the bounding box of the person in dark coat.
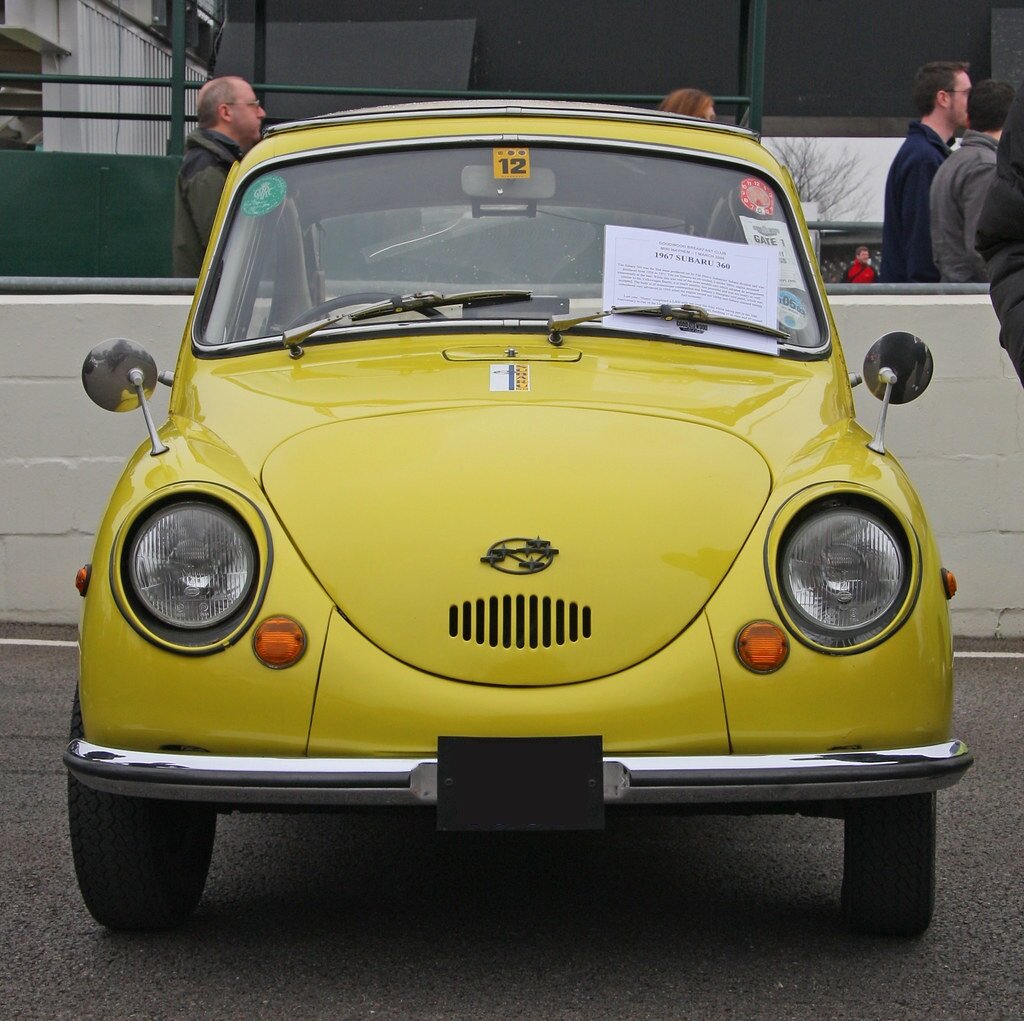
[880,61,971,283]
[172,76,265,277]
[977,82,1024,385]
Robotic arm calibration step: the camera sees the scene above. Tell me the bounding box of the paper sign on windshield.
[601,226,780,354]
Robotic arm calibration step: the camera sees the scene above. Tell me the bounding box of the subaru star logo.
[481,537,559,574]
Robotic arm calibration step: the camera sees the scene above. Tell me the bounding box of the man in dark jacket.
[172,76,265,277]
[880,61,971,283]
[977,81,1024,385]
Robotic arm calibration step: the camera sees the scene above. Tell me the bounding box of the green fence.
[0,151,180,278]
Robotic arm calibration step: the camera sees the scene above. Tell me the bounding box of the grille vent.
[449,595,592,649]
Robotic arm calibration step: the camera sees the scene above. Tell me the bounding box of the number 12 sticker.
[493,148,531,179]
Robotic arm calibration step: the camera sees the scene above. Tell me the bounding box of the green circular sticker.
[241,174,287,216]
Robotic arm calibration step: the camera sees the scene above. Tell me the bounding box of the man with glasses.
[173,76,266,277]
[880,61,971,282]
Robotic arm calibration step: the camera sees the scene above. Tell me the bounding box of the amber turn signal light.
[942,568,957,600]
[736,620,789,673]
[253,616,306,668]
[75,564,91,597]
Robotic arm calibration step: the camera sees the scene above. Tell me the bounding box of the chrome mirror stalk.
[867,367,897,454]
[127,368,169,456]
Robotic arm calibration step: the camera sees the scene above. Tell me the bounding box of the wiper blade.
[349,289,532,322]
[279,289,534,358]
[547,303,789,346]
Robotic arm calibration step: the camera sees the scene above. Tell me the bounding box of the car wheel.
[841,792,935,936]
[67,690,216,930]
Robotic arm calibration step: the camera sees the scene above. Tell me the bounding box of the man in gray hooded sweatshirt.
[930,79,1014,282]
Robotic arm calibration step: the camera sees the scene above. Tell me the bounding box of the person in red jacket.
[844,245,877,283]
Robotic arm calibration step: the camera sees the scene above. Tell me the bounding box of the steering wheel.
[283,291,447,331]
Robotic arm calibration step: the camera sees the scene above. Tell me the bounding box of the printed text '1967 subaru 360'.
[67,101,970,935]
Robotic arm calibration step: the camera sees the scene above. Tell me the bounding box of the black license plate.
[436,735,604,831]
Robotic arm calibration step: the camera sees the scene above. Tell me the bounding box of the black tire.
[67,690,216,930]
[841,792,936,936]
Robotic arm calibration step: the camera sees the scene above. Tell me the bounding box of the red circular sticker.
[740,177,774,216]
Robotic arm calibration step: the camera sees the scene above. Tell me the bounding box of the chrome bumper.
[64,739,972,807]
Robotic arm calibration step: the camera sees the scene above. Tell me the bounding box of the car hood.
[261,404,770,685]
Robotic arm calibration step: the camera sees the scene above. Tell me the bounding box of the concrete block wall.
[0,291,1019,635]
[831,293,1020,637]
[0,295,188,624]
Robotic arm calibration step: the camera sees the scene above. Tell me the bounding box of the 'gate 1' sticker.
[490,363,531,391]
[241,174,287,216]
[739,177,774,216]
[777,290,809,331]
[493,148,531,179]
[740,217,802,289]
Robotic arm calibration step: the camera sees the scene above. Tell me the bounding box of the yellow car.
[67,101,970,935]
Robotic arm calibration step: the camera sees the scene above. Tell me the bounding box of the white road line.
[0,638,78,648]
[1,638,1023,657]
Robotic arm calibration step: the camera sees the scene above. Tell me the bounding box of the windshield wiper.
[547,303,790,346]
[350,289,533,322]
[279,289,534,358]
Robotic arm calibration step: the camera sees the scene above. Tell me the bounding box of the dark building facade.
[215,0,1024,135]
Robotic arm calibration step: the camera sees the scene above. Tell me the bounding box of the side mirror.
[81,339,168,456]
[82,338,158,412]
[863,331,933,404]
[861,332,933,454]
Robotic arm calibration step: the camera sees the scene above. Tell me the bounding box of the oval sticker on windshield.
[777,290,808,330]
[241,174,287,216]
[493,147,531,179]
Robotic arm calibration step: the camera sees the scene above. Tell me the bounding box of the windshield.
[198,143,824,352]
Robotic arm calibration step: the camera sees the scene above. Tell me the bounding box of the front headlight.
[777,500,911,649]
[126,501,257,633]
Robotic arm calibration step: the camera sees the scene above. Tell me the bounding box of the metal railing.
[0,277,991,297]
[828,283,989,294]
[0,0,770,155]
[0,277,195,294]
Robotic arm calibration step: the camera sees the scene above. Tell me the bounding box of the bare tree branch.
[764,137,873,221]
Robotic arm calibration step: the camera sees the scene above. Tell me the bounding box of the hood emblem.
[482,537,559,574]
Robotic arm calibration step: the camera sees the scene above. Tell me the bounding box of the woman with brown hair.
[658,88,716,121]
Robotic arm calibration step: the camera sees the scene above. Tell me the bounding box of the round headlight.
[127,501,257,630]
[779,504,909,648]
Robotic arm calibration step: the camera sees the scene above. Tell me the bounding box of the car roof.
[263,98,758,141]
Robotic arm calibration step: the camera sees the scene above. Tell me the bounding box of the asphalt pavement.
[1,623,1021,1021]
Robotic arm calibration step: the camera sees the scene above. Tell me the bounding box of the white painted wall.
[0,291,1017,636]
[37,0,206,155]
[833,293,1020,638]
[0,294,188,623]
